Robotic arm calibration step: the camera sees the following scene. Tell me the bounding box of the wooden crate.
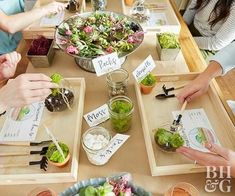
[22,0,86,39]
[121,0,181,34]
[135,73,235,176]
[0,78,85,185]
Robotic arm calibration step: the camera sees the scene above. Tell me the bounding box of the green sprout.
[50,73,63,96]
[141,73,156,86]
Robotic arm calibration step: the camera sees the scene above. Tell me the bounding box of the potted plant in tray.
[46,142,71,167]
[27,36,55,67]
[140,73,156,94]
[156,32,180,61]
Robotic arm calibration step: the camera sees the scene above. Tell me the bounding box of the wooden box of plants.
[27,36,55,68]
[135,72,235,176]
[0,76,86,185]
[156,32,180,61]
[121,0,181,34]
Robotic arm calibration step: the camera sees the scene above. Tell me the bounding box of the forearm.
[200,61,223,82]
[0,8,45,34]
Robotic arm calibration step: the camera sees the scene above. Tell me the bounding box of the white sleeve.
[183,0,197,25]
[194,6,235,51]
[209,42,235,75]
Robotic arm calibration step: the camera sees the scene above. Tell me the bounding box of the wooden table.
[1,0,235,195]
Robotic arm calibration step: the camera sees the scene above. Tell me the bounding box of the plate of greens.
[60,173,151,196]
[55,11,144,72]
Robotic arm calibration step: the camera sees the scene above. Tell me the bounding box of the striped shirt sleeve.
[183,0,197,25]
[209,42,235,75]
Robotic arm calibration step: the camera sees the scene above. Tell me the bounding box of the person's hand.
[0,52,21,80]
[177,74,211,104]
[0,73,58,111]
[176,143,235,177]
[41,2,66,16]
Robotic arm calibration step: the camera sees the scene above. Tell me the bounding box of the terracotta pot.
[164,182,199,196]
[48,153,71,167]
[140,83,155,94]
[125,0,134,6]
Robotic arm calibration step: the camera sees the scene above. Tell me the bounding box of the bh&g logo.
[205,166,232,193]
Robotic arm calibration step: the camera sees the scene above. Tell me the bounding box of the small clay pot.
[140,83,155,94]
[48,153,71,167]
[45,88,74,112]
[164,182,199,196]
[125,0,134,6]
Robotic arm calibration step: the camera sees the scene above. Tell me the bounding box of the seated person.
[0,0,65,54]
[177,42,235,177]
[183,0,235,59]
[0,52,57,114]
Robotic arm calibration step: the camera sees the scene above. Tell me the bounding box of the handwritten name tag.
[93,134,130,164]
[84,104,110,127]
[92,52,121,76]
[0,102,44,142]
[132,55,156,82]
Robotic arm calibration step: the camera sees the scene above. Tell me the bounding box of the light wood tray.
[0,78,85,185]
[121,0,181,34]
[135,73,235,176]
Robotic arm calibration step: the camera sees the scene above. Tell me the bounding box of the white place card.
[92,52,121,77]
[92,134,130,164]
[0,102,44,142]
[172,109,220,152]
[132,55,156,83]
[84,104,110,127]
[40,12,65,27]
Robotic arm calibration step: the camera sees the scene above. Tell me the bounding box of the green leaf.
[50,73,63,96]
[157,33,180,49]
[141,73,156,86]
[169,133,184,148]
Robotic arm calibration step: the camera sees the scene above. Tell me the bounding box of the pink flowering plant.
[56,12,144,58]
[77,174,150,196]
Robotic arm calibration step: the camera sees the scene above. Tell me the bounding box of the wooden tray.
[0,78,85,185]
[121,0,181,34]
[135,73,235,176]
[22,0,86,39]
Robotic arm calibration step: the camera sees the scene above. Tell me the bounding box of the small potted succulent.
[45,73,74,112]
[154,128,184,152]
[27,36,55,67]
[140,73,156,94]
[46,142,70,167]
[156,33,180,61]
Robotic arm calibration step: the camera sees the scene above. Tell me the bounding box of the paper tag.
[84,104,109,127]
[132,55,156,82]
[92,134,130,163]
[0,102,44,142]
[40,12,65,27]
[92,52,121,76]
[172,109,220,152]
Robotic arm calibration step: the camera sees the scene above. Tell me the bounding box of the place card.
[92,134,130,164]
[40,12,65,27]
[84,104,110,127]
[132,55,156,82]
[172,109,220,152]
[0,102,44,142]
[92,52,121,77]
